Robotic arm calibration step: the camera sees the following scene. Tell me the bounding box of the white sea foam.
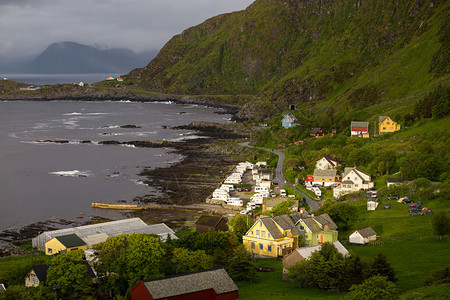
[49,170,92,177]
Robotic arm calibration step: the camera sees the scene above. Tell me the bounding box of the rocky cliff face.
[128,0,448,118]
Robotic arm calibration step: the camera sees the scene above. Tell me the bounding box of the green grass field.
[237,197,449,298]
[237,258,344,299]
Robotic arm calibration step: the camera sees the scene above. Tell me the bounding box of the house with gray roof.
[243,215,301,257]
[282,113,299,128]
[349,226,377,244]
[351,121,369,137]
[333,167,374,198]
[293,213,338,246]
[130,268,238,300]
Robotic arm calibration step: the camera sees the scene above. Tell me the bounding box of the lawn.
[344,198,450,293]
[237,258,345,299]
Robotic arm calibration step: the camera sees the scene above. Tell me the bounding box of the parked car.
[384,203,391,209]
[388,194,399,200]
[410,211,424,216]
[236,187,244,192]
[402,198,414,204]
[271,193,276,197]
[244,187,251,192]
[408,203,422,212]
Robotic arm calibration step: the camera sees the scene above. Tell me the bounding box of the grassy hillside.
[127,0,449,120]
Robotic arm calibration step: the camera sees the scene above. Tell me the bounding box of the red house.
[131,268,239,300]
[351,121,369,137]
[310,128,326,138]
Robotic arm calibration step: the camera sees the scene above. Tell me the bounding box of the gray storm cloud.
[0,0,253,59]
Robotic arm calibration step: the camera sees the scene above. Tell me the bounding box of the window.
[261,231,266,238]
[268,232,271,238]
[268,245,272,252]
[259,222,262,227]
[387,122,390,125]
[256,230,260,236]
[251,231,253,235]
[259,244,263,250]
[383,127,386,130]
[299,225,305,230]
[251,242,255,249]
[47,248,52,254]
[355,184,358,187]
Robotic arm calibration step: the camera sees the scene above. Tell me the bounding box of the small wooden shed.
[195,215,228,233]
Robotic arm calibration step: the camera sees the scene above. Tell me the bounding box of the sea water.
[0,100,231,231]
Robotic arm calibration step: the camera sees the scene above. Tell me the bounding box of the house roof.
[33,218,177,250]
[273,215,301,236]
[28,262,95,286]
[313,169,337,177]
[355,226,377,238]
[379,116,389,123]
[323,155,340,166]
[292,241,349,260]
[310,127,322,134]
[195,215,226,227]
[260,216,284,239]
[313,214,338,230]
[300,217,322,233]
[30,265,49,284]
[139,268,238,299]
[351,121,369,128]
[54,233,86,248]
[284,113,298,123]
[0,283,5,292]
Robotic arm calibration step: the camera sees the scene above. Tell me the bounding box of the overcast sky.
[0,0,254,59]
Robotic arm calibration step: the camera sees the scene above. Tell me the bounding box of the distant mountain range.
[1,42,158,74]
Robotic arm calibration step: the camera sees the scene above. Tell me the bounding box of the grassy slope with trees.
[127,0,448,121]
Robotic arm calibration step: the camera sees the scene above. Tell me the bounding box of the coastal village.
[0,0,448,298]
[1,109,445,300]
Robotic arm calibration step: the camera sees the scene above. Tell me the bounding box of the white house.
[333,167,374,198]
[315,155,340,170]
[349,226,377,244]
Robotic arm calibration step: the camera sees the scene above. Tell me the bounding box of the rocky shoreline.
[0,121,256,255]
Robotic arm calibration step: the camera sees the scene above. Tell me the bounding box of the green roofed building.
[45,233,87,255]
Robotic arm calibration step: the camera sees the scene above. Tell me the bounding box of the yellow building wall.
[243,219,297,257]
[379,117,400,133]
[45,238,87,255]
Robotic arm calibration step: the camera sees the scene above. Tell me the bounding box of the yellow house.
[291,213,338,246]
[379,116,400,134]
[312,169,339,187]
[243,215,300,258]
[45,233,87,255]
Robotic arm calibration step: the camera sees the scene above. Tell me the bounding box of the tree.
[227,214,253,237]
[432,212,450,240]
[93,233,165,297]
[366,253,396,283]
[46,250,94,298]
[227,244,256,282]
[345,276,400,300]
[325,202,358,230]
[0,285,56,300]
[271,199,296,216]
[170,248,214,274]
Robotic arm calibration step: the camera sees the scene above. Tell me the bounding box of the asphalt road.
[240,142,320,212]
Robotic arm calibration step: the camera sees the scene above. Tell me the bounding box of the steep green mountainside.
[128,0,448,119]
